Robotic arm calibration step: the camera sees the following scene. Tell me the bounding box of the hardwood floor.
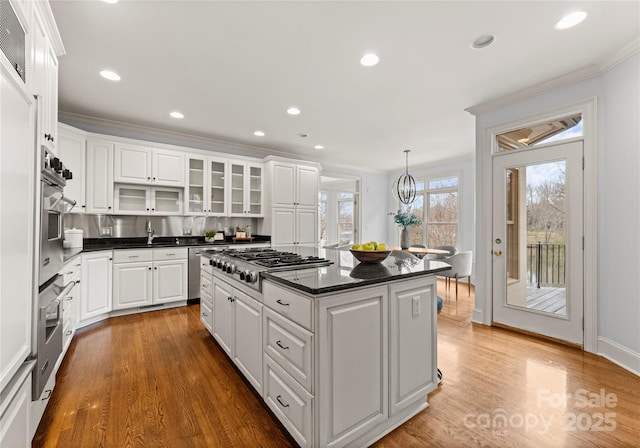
[34,280,640,447]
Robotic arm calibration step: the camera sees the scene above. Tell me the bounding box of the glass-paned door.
[209,159,226,215]
[492,140,583,345]
[248,165,262,215]
[230,163,245,215]
[186,157,205,215]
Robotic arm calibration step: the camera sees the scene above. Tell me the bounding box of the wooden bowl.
[350,249,392,264]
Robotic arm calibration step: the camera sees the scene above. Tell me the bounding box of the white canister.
[64,228,84,248]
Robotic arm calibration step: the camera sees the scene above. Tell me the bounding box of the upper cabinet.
[32,3,63,155]
[268,161,319,209]
[85,139,114,214]
[229,161,263,217]
[185,155,228,216]
[57,124,87,213]
[114,144,184,187]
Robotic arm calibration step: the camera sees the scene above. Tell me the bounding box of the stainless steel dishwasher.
[188,246,227,299]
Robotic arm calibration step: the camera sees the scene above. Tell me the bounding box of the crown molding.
[466,37,640,117]
[465,65,600,116]
[58,111,302,161]
[35,1,65,56]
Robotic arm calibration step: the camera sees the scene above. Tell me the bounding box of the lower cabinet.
[0,369,31,448]
[81,251,113,323]
[112,248,187,310]
[211,277,263,395]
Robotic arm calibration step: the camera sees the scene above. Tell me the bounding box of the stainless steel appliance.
[39,147,74,286]
[33,275,73,398]
[188,245,228,299]
[204,248,332,293]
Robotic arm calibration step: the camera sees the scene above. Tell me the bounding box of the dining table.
[388,246,450,256]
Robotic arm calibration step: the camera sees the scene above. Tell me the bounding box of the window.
[319,192,327,245]
[337,192,355,243]
[496,114,582,152]
[400,176,459,248]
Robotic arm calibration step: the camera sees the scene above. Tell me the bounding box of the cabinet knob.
[152,208,155,211]
[147,177,150,180]
[153,177,156,180]
[82,205,86,208]
[146,208,150,211]
[108,206,112,210]
[148,267,152,270]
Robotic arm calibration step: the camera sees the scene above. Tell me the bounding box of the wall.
[473,52,640,373]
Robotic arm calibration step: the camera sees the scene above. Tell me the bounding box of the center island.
[200,246,450,447]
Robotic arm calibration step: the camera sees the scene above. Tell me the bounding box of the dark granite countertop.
[81,235,271,252]
[261,247,451,295]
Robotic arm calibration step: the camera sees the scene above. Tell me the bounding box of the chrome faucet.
[146,218,155,244]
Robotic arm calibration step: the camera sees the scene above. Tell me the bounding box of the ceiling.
[50,1,640,172]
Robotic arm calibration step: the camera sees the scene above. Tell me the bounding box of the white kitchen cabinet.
[271,208,318,247]
[112,248,187,310]
[0,70,34,393]
[185,155,228,216]
[229,161,263,217]
[80,251,113,324]
[200,270,213,332]
[212,277,263,394]
[0,369,31,448]
[389,277,438,416]
[60,258,82,363]
[268,161,318,209]
[114,144,184,187]
[114,184,183,216]
[32,4,59,154]
[85,139,114,214]
[317,286,388,447]
[57,124,87,213]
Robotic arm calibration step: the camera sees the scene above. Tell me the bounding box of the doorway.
[492,140,584,345]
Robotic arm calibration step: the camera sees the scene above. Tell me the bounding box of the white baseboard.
[472,309,484,324]
[597,337,640,377]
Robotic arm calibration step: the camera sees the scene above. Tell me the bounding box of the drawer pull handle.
[166,253,175,256]
[202,312,208,317]
[276,299,289,307]
[66,330,72,336]
[66,297,73,301]
[129,256,139,258]
[276,395,289,408]
[276,340,289,350]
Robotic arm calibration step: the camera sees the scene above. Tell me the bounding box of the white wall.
[473,52,640,373]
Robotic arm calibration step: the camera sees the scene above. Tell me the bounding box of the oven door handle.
[56,281,76,301]
[50,193,77,213]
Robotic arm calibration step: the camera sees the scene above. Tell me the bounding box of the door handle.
[493,250,502,256]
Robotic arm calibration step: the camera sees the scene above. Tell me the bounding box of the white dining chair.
[442,250,473,299]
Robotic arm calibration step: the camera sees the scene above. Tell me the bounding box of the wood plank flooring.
[34,280,640,447]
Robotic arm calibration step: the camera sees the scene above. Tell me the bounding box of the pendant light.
[394,150,416,204]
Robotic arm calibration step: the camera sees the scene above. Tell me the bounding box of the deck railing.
[527,242,565,288]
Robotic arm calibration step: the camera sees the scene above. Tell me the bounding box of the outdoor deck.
[526,286,566,315]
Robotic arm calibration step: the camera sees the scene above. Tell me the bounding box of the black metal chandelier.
[394,150,416,204]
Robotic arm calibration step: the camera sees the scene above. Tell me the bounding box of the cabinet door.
[212,279,234,357]
[0,372,30,448]
[208,158,228,215]
[57,125,86,213]
[185,156,206,215]
[318,286,389,447]
[296,209,318,246]
[113,262,153,309]
[81,251,113,321]
[389,278,438,416]
[114,184,150,215]
[296,165,318,209]
[153,259,187,304]
[229,162,246,216]
[271,163,295,207]
[114,144,150,184]
[233,289,263,394]
[86,140,113,214]
[153,149,184,186]
[45,45,58,152]
[151,187,182,215]
[272,208,296,246]
[246,163,263,216]
[0,72,33,392]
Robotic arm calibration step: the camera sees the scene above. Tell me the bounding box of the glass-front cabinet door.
[185,156,228,216]
[114,184,150,215]
[208,158,227,215]
[229,161,263,217]
[152,187,182,215]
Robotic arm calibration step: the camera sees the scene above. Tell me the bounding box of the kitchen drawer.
[200,271,213,300]
[201,257,214,275]
[263,281,312,330]
[61,260,82,284]
[200,300,213,334]
[264,355,313,448]
[153,247,188,261]
[113,249,153,263]
[264,308,313,392]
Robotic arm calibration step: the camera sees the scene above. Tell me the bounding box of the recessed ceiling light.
[287,107,301,115]
[360,53,379,67]
[314,145,324,150]
[254,131,265,137]
[555,11,587,30]
[102,0,119,3]
[471,34,495,49]
[100,70,121,81]
[170,111,184,119]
